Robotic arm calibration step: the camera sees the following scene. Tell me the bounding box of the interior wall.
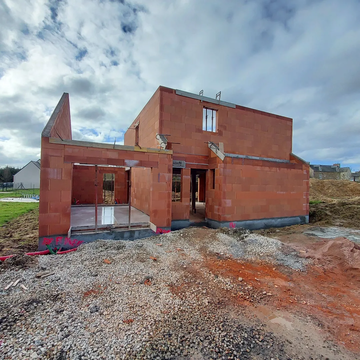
[131,167,151,215]
[72,166,128,205]
[171,168,191,220]
[72,165,103,204]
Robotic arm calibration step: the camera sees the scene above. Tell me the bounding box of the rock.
[89,304,100,313]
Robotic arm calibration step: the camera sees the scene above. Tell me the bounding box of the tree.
[0,166,21,182]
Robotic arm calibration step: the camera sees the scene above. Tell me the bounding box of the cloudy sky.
[1,0,360,170]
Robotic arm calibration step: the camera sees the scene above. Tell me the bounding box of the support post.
[95,165,98,231]
[191,171,196,214]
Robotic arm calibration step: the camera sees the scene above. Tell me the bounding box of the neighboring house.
[340,167,352,180]
[351,172,360,182]
[13,160,41,189]
[38,87,309,247]
[310,164,351,180]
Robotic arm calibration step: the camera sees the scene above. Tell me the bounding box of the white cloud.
[0,0,359,172]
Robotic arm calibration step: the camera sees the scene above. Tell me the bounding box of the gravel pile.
[214,229,308,270]
[0,227,334,359]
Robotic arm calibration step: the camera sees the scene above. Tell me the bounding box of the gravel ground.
[0,227,352,359]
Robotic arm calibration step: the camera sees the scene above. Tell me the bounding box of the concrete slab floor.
[190,202,205,222]
[71,205,150,229]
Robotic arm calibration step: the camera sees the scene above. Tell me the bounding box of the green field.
[0,189,40,199]
[0,202,39,226]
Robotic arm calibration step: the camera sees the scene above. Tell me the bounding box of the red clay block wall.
[149,154,172,227]
[72,165,103,204]
[72,166,128,205]
[160,88,292,160]
[172,168,191,220]
[131,167,151,215]
[206,157,309,222]
[113,168,127,204]
[124,88,160,148]
[205,157,223,221]
[50,94,72,140]
[39,137,72,237]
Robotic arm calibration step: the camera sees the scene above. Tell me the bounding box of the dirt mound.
[309,200,360,228]
[0,209,39,256]
[302,237,360,278]
[310,178,360,202]
[0,254,38,269]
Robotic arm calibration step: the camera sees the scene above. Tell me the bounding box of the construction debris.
[4,282,13,290]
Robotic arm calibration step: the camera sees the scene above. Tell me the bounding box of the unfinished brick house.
[39,87,309,249]
[124,86,309,230]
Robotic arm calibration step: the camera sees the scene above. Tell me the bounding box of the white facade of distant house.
[13,161,40,189]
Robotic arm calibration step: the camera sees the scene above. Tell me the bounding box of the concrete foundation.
[206,215,309,230]
[38,227,156,251]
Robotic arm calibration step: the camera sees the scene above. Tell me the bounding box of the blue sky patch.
[76,48,88,61]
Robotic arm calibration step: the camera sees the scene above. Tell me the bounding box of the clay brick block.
[39,213,61,226]
[49,202,69,214]
[61,190,72,203]
[39,201,49,214]
[43,168,62,180]
[49,224,69,236]
[50,179,71,192]
[41,190,61,203]
[40,177,50,191]
[43,147,64,157]
[49,156,65,168]
[39,224,49,237]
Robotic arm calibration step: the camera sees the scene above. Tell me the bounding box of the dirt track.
[1,227,360,359]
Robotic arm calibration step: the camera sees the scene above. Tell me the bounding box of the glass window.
[202,108,217,132]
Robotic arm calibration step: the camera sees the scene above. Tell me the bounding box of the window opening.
[172,168,181,202]
[211,169,215,189]
[202,108,217,132]
[135,122,139,146]
[103,173,115,204]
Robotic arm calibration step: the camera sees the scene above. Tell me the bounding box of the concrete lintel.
[49,138,173,155]
[225,153,289,164]
[208,142,225,161]
[175,90,236,109]
[206,215,309,231]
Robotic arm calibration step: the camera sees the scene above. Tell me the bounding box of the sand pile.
[310,179,360,202]
[302,237,360,279]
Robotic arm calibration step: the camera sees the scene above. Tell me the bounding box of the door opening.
[190,169,206,222]
[103,173,115,204]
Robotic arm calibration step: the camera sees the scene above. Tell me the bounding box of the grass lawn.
[0,189,40,199]
[0,202,39,226]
